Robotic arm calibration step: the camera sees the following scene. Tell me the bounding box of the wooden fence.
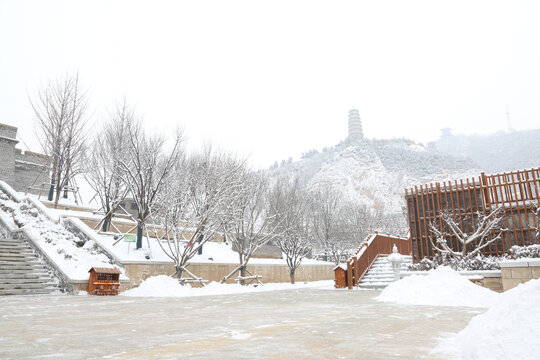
[342,232,411,289]
[405,167,540,262]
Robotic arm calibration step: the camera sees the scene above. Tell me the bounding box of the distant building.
[348,109,364,140]
[0,123,48,194]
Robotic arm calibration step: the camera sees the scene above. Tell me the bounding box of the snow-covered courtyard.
[1,285,480,360]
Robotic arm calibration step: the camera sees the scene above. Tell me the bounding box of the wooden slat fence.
[406,167,540,262]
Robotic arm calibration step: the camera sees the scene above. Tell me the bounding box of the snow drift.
[445,278,540,360]
[376,267,497,307]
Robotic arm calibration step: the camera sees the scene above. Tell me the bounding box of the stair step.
[358,284,388,290]
[0,257,40,262]
[0,239,27,244]
[0,243,30,248]
[0,288,57,296]
[0,257,38,263]
[0,278,54,284]
[355,254,413,290]
[0,264,47,270]
[0,261,45,266]
[0,238,59,296]
[0,269,50,278]
[0,249,34,254]
[0,282,57,290]
[0,273,53,279]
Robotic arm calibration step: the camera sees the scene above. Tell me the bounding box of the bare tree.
[270,176,312,284]
[221,171,284,285]
[429,206,505,258]
[84,100,131,232]
[117,117,184,249]
[340,202,376,245]
[30,74,89,207]
[310,182,348,265]
[151,148,247,281]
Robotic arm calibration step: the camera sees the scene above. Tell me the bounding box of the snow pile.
[376,267,497,307]
[121,275,333,297]
[0,190,123,280]
[435,279,540,360]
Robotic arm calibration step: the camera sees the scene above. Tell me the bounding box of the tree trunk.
[48,184,55,202]
[197,234,203,255]
[175,266,183,280]
[54,185,62,208]
[136,223,143,249]
[240,265,246,286]
[102,209,114,232]
[290,270,295,284]
[102,217,110,232]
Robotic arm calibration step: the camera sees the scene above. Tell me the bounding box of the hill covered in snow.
[431,128,540,173]
[268,138,479,215]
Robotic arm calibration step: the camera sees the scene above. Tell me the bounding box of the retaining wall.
[500,259,540,291]
[123,262,335,289]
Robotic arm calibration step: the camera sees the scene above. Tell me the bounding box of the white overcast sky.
[1,0,539,168]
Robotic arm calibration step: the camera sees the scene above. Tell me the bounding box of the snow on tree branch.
[429,206,505,259]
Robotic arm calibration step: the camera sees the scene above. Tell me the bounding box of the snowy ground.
[0,288,477,359]
[121,277,334,297]
[377,267,540,360]
[97,233,333,266]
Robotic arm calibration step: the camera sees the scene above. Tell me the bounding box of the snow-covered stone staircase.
[0,237,58,296]
[358,254,413,290]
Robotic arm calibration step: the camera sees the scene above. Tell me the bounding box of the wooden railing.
[343,232,411,289]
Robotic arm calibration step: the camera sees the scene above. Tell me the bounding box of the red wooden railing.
[339,232,411,289]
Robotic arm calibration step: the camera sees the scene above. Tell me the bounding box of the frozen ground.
[0,288,479,359]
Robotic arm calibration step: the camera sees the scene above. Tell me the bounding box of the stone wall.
[475,275,503,292]
[0,123,49,195]
[14,149,49,193]
[500,259,540,291]
[123,262,335,289]
[0,134,17,186]
[0,123,17,139]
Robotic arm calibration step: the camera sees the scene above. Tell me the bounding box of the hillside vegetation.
[268,138,480,216]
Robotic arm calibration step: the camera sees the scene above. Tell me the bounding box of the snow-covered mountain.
[268,138,479,215]
[431,128,540,173]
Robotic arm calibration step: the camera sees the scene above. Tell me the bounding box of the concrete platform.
[0,288,479,359]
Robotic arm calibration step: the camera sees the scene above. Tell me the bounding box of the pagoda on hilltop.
[348,109,364,140]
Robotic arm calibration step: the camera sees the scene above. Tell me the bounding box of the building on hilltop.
[348,109,364,140]
[0,123,48,194]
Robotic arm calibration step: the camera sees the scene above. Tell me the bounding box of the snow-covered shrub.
[408,253,507,271]
[410,243,540,272]
[510,244,540,259]
[407,257,437,271]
